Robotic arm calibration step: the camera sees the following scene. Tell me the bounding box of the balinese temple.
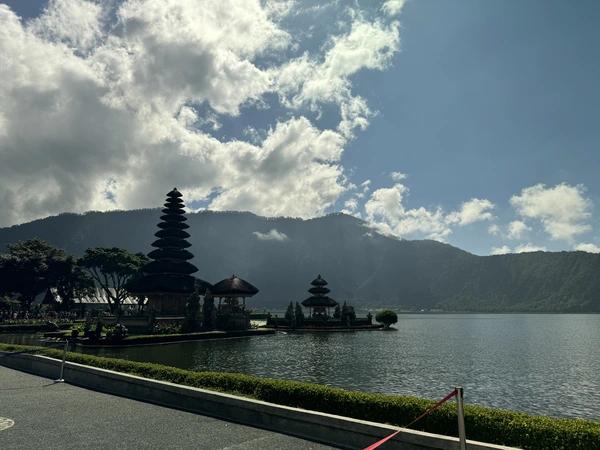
[211,275,259,330]
[302,274,338,318]
[132,188,198,315]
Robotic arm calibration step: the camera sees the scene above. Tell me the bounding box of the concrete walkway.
[0,366,338,449]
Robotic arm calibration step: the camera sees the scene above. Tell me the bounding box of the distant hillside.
[1,209,599,312]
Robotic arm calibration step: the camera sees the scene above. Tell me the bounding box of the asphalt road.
[0,366,338,450]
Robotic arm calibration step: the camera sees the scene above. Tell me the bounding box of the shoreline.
[0,343,597,450]
[74,328,275,348]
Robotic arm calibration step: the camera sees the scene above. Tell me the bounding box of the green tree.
[79,247,149,315]
[285,301,294,322]
[50,256,94,311]
[333,304,341,319]
[375,309,398,329]
[295,302,304,326]
[0,239,66,310]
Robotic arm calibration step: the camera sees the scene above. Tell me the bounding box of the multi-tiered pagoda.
[135,188,198,315]
[301,274,338,318]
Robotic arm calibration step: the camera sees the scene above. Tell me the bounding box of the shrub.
[0,343,598,449]
[375,309,398,328]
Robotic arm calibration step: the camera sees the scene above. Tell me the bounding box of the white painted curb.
[0,352,518,450]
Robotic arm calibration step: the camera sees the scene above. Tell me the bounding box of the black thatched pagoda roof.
[308,285,330,295]
[311,274,328,286]
[211,275,259,297]
[301,295,338,308]
[301,274,338,308]
[132,188,198,295]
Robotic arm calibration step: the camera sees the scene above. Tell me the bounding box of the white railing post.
[56,339,68,383]
[456,386,467,450]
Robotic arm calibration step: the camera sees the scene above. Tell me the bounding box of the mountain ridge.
[1,209,599,312]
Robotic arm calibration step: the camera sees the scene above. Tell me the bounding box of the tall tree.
[295,301,304,326]
[0,239,66,310]
[285,301,294,322]
[50,256,94,311]
[79,247,149,315]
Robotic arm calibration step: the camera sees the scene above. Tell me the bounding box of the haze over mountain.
[1,209,599,312]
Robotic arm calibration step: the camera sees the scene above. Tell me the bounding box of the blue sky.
[1,0,599,255]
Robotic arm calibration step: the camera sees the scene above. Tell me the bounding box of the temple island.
[266,275,381,330]
[33,188,382,344]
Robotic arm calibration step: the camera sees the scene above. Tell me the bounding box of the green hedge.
[1,343,598,449]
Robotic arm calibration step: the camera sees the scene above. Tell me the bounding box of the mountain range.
[1,209,599,312]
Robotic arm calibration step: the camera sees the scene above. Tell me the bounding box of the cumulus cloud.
[0,1,403,227]
[274,17,400,138]
[488,224,501,236]
[382,0,407,16]
[446,198,494,226]
[507,220,531,240]
[490,245,511,255]
[364,181,494,240]
[574,243,600,253]
[28,0,104,52]
[390,171,406,182]
[510,183,591,241]
[253,229,289,241]
[515,243,547,253]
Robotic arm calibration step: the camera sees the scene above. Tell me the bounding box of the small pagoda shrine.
[301,274,338,318]
[134,188,198,315]
[211,275,259,330]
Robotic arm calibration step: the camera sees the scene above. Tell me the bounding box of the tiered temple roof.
[134,188,198,294]
[301,275,338,308]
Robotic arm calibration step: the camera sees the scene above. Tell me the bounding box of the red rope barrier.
[363,388,458,450]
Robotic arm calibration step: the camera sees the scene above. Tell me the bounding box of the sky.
[1,0,599,256]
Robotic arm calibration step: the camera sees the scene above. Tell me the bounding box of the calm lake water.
[2,314,599,420]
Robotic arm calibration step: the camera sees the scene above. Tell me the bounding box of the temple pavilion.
[210,275,259,330]
[301,274,338,318]
[131,188,198,315]
[211,275,258,311]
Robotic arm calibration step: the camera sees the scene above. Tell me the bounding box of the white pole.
[56,339,68,383]
[456,386,467,450]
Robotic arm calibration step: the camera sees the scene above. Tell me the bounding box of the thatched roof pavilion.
[212,275,258,297]
[211,275,258,310]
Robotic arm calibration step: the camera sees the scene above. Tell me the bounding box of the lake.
[2,314,599,421]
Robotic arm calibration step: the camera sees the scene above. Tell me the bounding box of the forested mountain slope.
[1,210,599,312]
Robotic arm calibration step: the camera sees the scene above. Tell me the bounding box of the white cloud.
[364,181,494,241]
[490,245,511,255]
[253,229,289,241]
[446,198,495,226]
[274,17,400,138]
[390,171,407,182]
[341,198,359,215]
[488,224,501,236]
[0,1,404,227]
[382,0,407,16]
[510,183,591,241]
[28,0,103,52]
[574,243,600,253]
[515,243,547,253]
[507,220,531,240]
